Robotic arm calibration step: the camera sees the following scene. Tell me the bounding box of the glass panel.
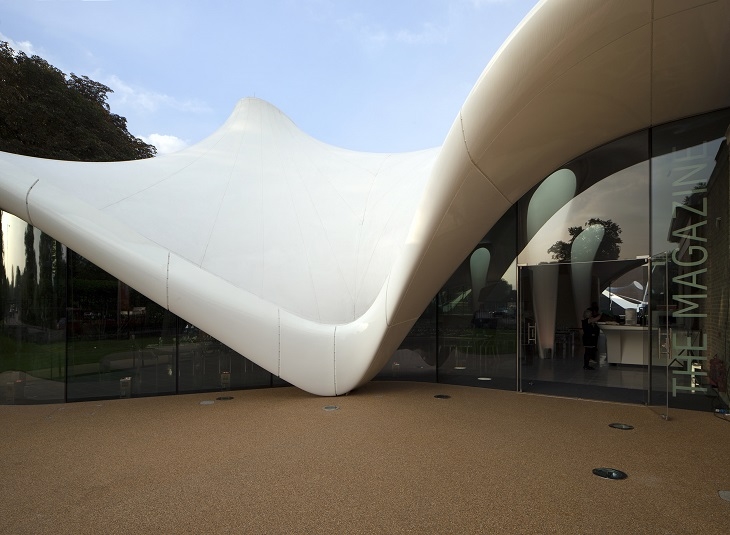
[176,323,273,393]
[64,250,278,399]
[0,214,66,404]
[437,205,518,389]
[650,108,730,412]
[66,252,177,400]
[517,130,651,403]
[378,206,518,388]
[519,260,649,403]
[646,252,671,415]
[376,298,437,383]
[518,131,650,265]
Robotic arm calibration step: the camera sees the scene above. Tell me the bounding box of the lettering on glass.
[668,143,711,395]
[671,333,708,395]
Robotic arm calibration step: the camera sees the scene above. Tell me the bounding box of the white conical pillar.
[571,224,605,321]
[533,263,559,359]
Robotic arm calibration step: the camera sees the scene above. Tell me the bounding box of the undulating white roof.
[1,99,438,324]
[1,0,728,395]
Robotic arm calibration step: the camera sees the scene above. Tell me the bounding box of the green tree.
[0,41,156,161]
[1,42,156,331]
[38,232,55,328]
[21,225,38,325]
[52,240,67,326]
[548,218,623,262]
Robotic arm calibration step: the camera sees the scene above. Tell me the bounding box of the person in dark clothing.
[582,302,602,370]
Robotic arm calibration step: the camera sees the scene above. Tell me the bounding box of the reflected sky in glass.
[519,161,649,265]
[1,212,52,282]
[650,138,723,255]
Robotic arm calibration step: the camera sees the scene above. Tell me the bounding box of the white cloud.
[394,23,448,45]
[0,32,38,56]
[104,74,210,114]
[468,0,512,6]
[339,1,524,50]
[337,15,448,49]
[141,134,189,155]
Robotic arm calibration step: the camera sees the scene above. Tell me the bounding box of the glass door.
[518,259,650,404]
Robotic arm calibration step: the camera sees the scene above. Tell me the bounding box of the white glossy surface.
[0,0,728,395]
[461,0,652,202]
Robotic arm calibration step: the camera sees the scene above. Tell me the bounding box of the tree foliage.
[0,42,156,325]
[0,41,156,161]
[548,218,623,263]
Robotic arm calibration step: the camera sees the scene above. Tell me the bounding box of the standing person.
[582,302,602,370]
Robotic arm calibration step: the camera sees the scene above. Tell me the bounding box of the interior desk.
[598,324,649,365]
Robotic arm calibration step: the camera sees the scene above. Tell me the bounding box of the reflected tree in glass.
[548,218,622,262]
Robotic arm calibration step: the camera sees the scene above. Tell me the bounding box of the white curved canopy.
[1,0,728,395]
[0,99,438,325]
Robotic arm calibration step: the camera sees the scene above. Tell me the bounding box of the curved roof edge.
[1,0,729,395]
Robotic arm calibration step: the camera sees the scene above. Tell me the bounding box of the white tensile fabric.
[0,99,438,325]
[1,0,728,395]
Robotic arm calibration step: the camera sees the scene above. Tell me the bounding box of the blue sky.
[1,0,540,153]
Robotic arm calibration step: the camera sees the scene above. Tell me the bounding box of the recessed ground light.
[609,423,634,430]
[477,377,492,381]
[433,394,451,399]
[199,400,214,405]
[323,405,339,411]
[592,468,628,480]
[216,396,234,401]
[453,366,466,370]
[719,491,730,502]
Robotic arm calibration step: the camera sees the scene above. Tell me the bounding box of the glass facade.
[0,218,66,404]
[377,206,518,390]
[0,217,284,403]
[515,129,652,404]
[650,110,730,411]
[2,109,729,410]
[380,108,730,413]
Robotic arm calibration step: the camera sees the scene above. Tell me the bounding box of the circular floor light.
[477,377,492,381]
[433,394,451,399]
[592,468,628,480]
[323,405,339,411]
[719,491,730,502]
[216,396,234,401]
[199,400,215,405]
[608,423,634,430]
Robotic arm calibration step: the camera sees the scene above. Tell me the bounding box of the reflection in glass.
[66,252,177,401]
[382,205,519,390]
[377,298,437,383]
[516,130,650,403]
[0,219,280,405]
[526,168,576,243]
[0,213,66,404]
[65,251,276,401]
[176,324,272,393]
[650,109,730,411]
[2,110,728,409]
[519,162,649,265]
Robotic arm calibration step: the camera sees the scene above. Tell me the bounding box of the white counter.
[598,324,649,365]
